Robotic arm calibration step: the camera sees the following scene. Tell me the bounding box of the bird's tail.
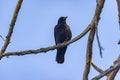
[56,46,67,64]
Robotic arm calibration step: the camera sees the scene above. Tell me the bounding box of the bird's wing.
[54,24,67,44]
[65,24,72,41]
[54,25,58,45]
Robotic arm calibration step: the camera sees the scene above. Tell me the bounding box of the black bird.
[54,16,72,64]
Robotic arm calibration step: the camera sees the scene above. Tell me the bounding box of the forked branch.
[0,0,23,59]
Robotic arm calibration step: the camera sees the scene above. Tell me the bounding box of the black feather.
[54,16,72,64]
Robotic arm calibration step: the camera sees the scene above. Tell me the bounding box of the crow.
[54,16,72,64]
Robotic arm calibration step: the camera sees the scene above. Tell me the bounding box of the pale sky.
[0,0,120,80]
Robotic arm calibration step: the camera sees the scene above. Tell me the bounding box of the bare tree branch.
[0,0,120,80]
[83,0,105,80]
[0,0,105,61]
[91,61,104,73]
[95,27,104,58]
[83,27,95,80]
[116,0,120,27]
[0,35,5,41]
[1,2,103,59]
[92,55,120,80]
[0,0,23,59]
[2,24,91,58]
[91,56,120,80]
[107,68,119,80]
[107,55,120,80]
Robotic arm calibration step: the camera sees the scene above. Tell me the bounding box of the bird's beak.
[64,16,68,20]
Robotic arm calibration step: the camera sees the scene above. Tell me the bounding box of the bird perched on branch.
[54,16,72,64]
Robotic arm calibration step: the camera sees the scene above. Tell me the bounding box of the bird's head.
[58,16,67,24]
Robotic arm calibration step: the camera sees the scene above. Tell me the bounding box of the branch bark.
[107,55,120,80]
[91,61,104,73]
[83,0,105,80]
[116,0,120,27]
[92,55,120,80]
[83,27,95,80]
[0,0,23,59]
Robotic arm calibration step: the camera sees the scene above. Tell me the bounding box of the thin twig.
[0,35,5,41]
[95,27,104,58]
[91,61,104,73]
[95,3,104,58]
[0,0,23,59]
[94,7,103,58]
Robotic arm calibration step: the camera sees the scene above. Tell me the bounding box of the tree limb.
[0,0,23,59]
[83,0,105,79]
[83,26,95,80]
[107,55,120,80]
[2,24,91,58]
[1,0,105,60]
[116,0,120,27]
[91,61,104,73]
[92,56,120,80]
